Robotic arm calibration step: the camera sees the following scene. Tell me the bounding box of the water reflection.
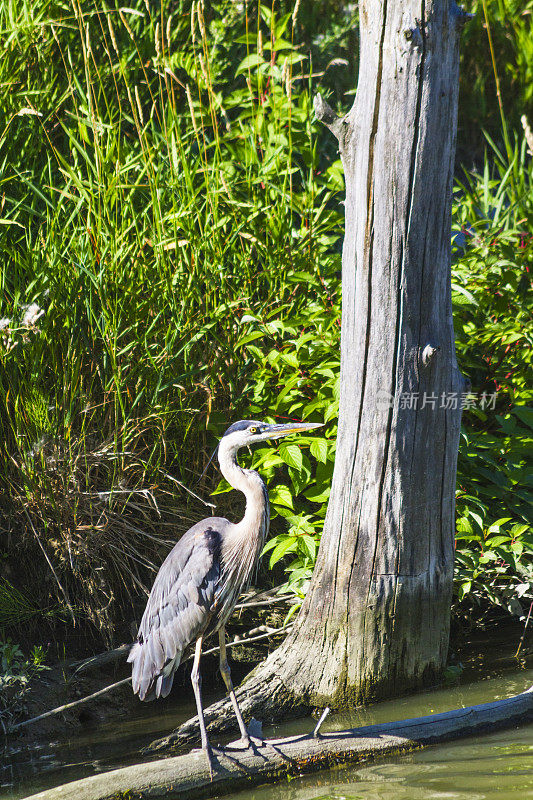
[230,725,533,800]
[2,657,532,799]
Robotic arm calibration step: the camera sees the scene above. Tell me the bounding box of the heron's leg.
[191,637,215,777]
[218,627,251,745]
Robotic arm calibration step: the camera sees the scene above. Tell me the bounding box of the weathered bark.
[25,687,533,800]
[151,0,467,750]
[284,0,467,705]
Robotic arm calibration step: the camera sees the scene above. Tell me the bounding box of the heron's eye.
[249,426,258,435]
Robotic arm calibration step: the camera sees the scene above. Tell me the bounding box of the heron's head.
[220,419,323,454]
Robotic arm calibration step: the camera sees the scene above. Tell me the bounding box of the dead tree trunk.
[150,0,468,752]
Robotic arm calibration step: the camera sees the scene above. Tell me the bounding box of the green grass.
[0,0,342,641]
[0,0,531,644]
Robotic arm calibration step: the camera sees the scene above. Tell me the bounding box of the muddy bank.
[6,663,133,741]
[5,642,262,745]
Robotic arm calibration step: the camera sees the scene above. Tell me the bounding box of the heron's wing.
[128,523,224,701]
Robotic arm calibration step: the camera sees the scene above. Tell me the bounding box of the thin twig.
[188,624,293,659]
[160,471,216,509]
[22,508,76,625]
[515,600,533,658]
[234,593,293,610]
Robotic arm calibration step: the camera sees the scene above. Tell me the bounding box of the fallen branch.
[70,644,133,675]
[22,686,533,800]
[10,678,132,732]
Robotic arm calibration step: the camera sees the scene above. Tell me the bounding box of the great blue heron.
[128,419,322,771]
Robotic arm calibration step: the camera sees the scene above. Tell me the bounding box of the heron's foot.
[228,732,270,759]
[227,717,263,750]
[240,733,268,749]
[235,719,291,761]
[228,731,256,750]
[203,742,217,781]
[191,741,220,781]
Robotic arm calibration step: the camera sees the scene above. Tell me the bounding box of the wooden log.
[23,686,533,800]
[69,644,133,675]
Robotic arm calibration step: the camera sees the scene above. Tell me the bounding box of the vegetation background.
[0,0,531,702]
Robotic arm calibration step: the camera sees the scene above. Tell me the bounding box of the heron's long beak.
[265,421,323,440]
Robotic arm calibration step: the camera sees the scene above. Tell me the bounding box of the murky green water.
[2,636,533,800]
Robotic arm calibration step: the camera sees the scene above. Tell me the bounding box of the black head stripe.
[222,420,263,437]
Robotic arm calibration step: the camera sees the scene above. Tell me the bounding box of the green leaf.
[270,485,294,509]
[236,54,265,74]
[236,331,265,347]
[284,601,302,625]
[280,52,306,65]
[262,538,280,555]
[280,352,299,369]
[484,536,512,548]
[300,534,317,560]
[304,487,331,503]
[269,536,298,568]
[279,443,303,471]
[457,517,473,534]
[451,283,478,306]
[310,437,328,463]
[513,407,533,430]
[457,580,472,601]
[324,401,339,423]
[487,517,513,533]
[510,523,530,538]
[469,512,485,531]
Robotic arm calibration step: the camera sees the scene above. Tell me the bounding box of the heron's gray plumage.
[129,520,226,700]
[128,418,322,743]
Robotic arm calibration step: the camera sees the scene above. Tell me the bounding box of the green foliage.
[0,0,345,637]
[0,0,531,640]
[0,578,48,628]
[460,0,533,159]
[228,133,533,622]
[0,640,47,681]
[451,134,533,617]
[0,639,49,724]
[236,304,338,598]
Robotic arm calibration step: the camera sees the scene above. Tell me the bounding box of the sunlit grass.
[0,0,531,642]
[0,0,341,640]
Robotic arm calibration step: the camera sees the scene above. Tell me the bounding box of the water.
[232,726,533,800]
[2,636,533,800]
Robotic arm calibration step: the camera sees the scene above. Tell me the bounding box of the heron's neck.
[218,443,269,538]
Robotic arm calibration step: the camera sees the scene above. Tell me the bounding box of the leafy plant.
[0,0,531,645]
[0,639,49,725]
[221,131,533,623]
